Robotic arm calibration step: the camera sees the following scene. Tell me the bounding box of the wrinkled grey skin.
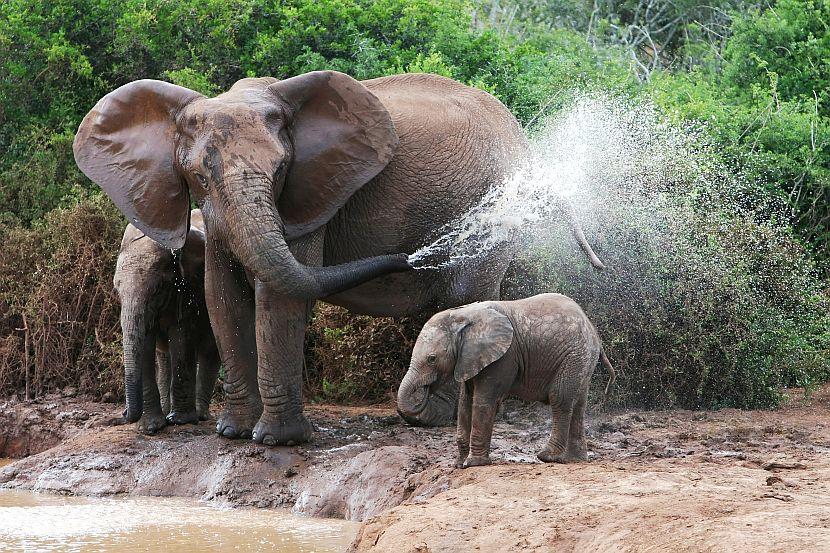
[398,293,615,467]
[114,209,219,434]
[76,72,604,445]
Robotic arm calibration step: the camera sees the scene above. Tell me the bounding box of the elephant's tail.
[600,348,615,400]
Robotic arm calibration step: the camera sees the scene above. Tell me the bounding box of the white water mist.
[407,95,707,270]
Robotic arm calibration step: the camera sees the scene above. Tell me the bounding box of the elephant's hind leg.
[195,343,220,421]
[167,323,200,425]
[564,393,588,461]
[155,349,172,416]
[138,342,167,435]
[538,390,576,463]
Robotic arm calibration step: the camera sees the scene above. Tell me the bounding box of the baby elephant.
[114,209,219,434]
[397,293,614,468]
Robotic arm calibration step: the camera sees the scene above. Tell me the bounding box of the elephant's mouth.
[397,385,430,418]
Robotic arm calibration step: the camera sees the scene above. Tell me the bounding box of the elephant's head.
[76,71,408,300]
[114,210,206,422]
[397,304,515,423]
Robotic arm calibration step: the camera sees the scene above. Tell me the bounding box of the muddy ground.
[2,386,829,552]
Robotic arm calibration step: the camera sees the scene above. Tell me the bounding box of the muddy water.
[0,460,356,552]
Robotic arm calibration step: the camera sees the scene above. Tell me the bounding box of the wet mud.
[2,386,830,551]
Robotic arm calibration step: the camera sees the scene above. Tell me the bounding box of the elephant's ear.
[73,80,203,249]
[268,71,399,240]
[452,306,515,383]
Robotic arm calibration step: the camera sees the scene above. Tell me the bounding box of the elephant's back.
[363,73,527,164]
[510,293,602,356]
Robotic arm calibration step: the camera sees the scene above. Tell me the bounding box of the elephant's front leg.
[456,382,473,468]
[251,282,314,445]
[464,394,498,468]
[207,240,262,439]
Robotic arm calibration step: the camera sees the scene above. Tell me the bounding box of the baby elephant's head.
[397,303,515,422]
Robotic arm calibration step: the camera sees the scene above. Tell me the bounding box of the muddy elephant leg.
[251,288,314,445]
[565,392,588,461]
[156,349,171,416]
[456,382,473,468]
[167,322,199,425]
[464,396,498,468]
[251,229,322,446]
[538,389,576,463]
[207,240,262,439]
[195,341,220,421]
[138,337,167,434]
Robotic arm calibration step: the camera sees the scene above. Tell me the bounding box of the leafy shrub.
[0,196,124,398]
[304,305,425,404]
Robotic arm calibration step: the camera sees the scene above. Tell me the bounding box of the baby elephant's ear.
[453,306,514,382]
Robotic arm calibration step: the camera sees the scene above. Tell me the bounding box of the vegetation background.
[0,0,827,408]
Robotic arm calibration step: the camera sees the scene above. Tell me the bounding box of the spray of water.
[407,95,708,269]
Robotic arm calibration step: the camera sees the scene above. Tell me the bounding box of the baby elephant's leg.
[456,383,473,468]
[538,387,577,463]
[565,393,588,461]
[465,396,498,468]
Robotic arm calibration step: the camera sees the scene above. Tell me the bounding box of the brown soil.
[2,386,830,552]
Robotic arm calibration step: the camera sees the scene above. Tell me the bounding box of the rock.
[102,392,116,403]
[294,445,431,521]
[61,386,78,398]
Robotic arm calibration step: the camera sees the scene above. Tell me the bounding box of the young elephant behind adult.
[114,209,219,434]
[397,293,614,468]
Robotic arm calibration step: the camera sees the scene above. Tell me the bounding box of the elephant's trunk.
[396,366,435,417]
[398,376,458,427]
[557,198,605,270]
[221,174,411,300]
[120,298,153,422]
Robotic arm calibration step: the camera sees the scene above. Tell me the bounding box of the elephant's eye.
[427,354,437,365]
[195,173,208,189]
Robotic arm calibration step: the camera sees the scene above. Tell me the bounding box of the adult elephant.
[74,71,603,445]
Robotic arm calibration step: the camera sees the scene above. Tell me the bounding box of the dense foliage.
[0,0,827,407]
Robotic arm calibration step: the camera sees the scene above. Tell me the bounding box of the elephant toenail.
[263,436,276,446]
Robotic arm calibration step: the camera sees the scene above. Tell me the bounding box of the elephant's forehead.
[185,100,267,130]
[416,325,446,347]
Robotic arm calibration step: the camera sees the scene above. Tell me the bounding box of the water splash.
[407,96,707,270]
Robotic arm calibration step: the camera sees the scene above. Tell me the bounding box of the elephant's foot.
[216,412,256,439]
[456,447,470,469]
[462,454,491,468]
[538,447,583,464]
[252,415,313,446]
[138,412,168,435]
[166,410,200,425]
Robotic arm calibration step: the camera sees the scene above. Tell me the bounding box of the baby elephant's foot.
[462,454,491,468]
[138,413,167,435]
[537,448,583,464]
[166,410,200,425]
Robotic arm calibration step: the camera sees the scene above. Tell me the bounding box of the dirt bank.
[2,386,830,551]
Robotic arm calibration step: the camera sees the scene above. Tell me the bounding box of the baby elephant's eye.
[195,173,208,189]
[427,354,437,365]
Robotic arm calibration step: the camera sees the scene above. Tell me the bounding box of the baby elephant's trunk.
[600,349,615,400]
